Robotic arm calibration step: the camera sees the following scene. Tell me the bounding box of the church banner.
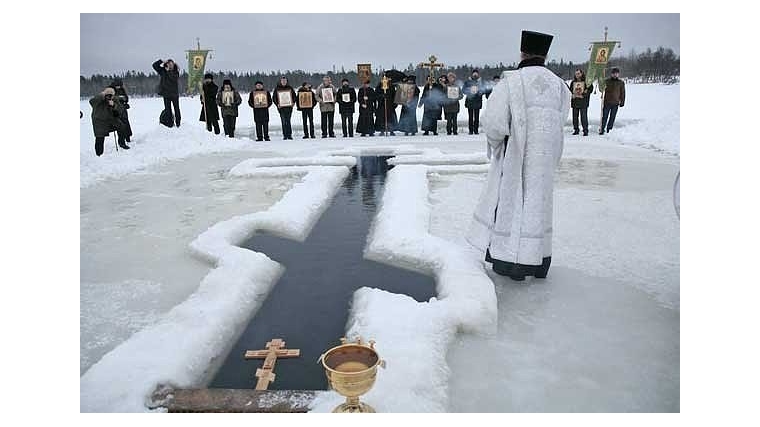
[187,49,210,94]
[357,63,372,84]
[586,42,617,92]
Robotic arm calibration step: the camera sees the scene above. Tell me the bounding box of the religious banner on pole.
[587,27,622,133]
[186,49,210,94]
[357,63,372,84]
[586,41,618,91]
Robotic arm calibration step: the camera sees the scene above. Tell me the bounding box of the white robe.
[467,66,570,266]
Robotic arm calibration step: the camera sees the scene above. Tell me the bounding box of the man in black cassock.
[374,74,398,136]
[419,75,445,135]
[356,80,376,137]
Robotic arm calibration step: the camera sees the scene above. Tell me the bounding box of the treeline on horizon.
[80,46,679,98]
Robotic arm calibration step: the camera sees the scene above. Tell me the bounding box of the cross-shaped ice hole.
[210,156,436,391]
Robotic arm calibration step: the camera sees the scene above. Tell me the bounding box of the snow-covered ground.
[80,83,679,412]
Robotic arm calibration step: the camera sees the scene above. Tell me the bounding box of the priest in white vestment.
[467,30,571,281]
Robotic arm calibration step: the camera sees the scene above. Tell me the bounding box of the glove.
[619,103,624,108]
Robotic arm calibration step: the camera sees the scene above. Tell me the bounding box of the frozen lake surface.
[80,83,679,412]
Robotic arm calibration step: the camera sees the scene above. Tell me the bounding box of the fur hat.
[611,67,620,73]
[341,78,349,84]
[254,81,264,86]
[222,79,232,88]
[472,69,479,74]
[204,73,213,79]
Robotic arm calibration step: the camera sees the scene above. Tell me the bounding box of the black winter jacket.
[152,60,180,98]
[296,87,316,111]
[463,78,484,109]
[89,93,124,137]
[569,76,593,109]
[272,84,297,111]
[443,83,463,114]
[248,89,273,122]
[337,86,357,114]
[200,81,220,122]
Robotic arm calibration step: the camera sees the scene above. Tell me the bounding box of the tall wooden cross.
[418,55,445,82]
[244,338,300,390]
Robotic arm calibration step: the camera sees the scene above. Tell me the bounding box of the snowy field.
[80,83,679,412]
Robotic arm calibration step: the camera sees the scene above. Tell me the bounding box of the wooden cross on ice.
[418,55,445,82]
[244,338,300,390]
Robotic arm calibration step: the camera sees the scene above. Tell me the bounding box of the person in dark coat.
[443,72,463,135]
[272,76,297,140]
[463,69,484,134]
[89,87,129,156]
[199,73,220,135]
[216,79,242,138]
[248,81,272,141]
[152,58,181,127]
[419,75,445,135]
[109,78,133,143]
[356,80,376,137]
[397,76,420,135]
[568,68,593,136]
[337,78,357,137]
[374,73,398,136]
[600,67,626,135]
[296,82,317,139]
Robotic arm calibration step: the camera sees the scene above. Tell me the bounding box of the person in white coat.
[467,30,571,281]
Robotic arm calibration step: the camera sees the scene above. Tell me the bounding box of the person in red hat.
[468,30,571,281]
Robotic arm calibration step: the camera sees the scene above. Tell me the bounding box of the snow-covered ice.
[80,83,679,412]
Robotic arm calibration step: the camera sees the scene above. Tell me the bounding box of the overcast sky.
[80,13,679,76]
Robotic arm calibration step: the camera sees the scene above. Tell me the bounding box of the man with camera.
[89,87,129,156]
[109,78,133,144]
[152,58,181,127]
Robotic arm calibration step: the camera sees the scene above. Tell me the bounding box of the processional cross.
[417,55,445,83]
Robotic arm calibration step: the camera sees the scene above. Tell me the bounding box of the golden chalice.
[320,337,385,413]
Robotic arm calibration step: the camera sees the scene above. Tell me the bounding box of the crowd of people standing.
[86,56,625,156]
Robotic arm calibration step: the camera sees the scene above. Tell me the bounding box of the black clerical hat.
[521,30,554,56]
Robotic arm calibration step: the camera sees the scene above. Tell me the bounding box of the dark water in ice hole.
[209,156,436,390]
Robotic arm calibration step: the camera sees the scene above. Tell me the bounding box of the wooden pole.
[384,89,388,136]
